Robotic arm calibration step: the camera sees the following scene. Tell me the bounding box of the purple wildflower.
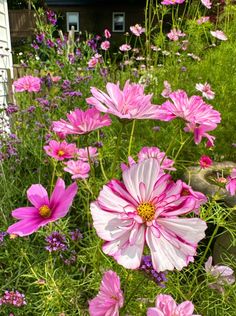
[62,91,82,97]
[0,232,7,245]
[60,250,77,265]
[0,290,26,307]
[140,256,167,287]
[45,231,68,252]
[69,229,83,241]
[46,10,57,25]
[46,39,55,48]
[36,33,45,43]
[6,104,18,115]
[152,126,161,132]
[61,80,71,90]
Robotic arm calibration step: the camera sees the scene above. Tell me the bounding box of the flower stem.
[110,123,123,178]
[128,120,136,157]
[189,223,219,296]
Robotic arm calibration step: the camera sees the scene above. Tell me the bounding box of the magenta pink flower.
[155,90,221,145]
[181,182,207,214]
[226,168,236,196]
[167,28,186,41]
[197,16,210,25]
[161,81,172,98]
[51,76,61,83]
[86,80,161,120]
[100,40,110,51]
[44,140,78,161]
[78,147,98,162]
[64,160,90,179]
[7,178,77,236]
[104,29,111,39]
[119,44,131,52]
[210,30,228,41]
[205,256,235,293]
[13,75,41,93]
[199,155,213,169]
[161,0,185,4]
[147,294,199,316]
[89,270,124,316]
[52,108,111,136]
[130,24,145,36]
[91,158,207,271]
[196,82,215,100]
[201,0,212,9]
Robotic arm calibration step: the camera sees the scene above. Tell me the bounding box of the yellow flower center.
[137,202,155,222]
[39,205,51,218]
[58,150,65,156]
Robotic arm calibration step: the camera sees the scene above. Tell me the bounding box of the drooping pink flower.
[100,40,110,51]
[161,81,172,98]
[104,29,111,39]
[77,147,98,162]
[226,168,236,196]
[138,147,175,171]
[88,56,99,68]
[44,140,78,161]
[52,108,111,136]
[147,294,199,316]
[201,0,212,9]
[161,0,185,4]
[205,256,235,293]
[167,28,186,41]
[91,158,207,272]
[196,82,215,100]
[181,182,208,214]
[86,80,161,120]
[64,160,90,179]
[119,44,132,52]
[7,178,78,236]
[155,90,221,145]
[197,16,210,25]
[210,30,228,41]
[89,270,124,316]
[130,24,145,36]
[199,155,213,169]
[13,76,41,93]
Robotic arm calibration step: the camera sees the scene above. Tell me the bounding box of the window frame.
[112,12,125,33]
[66,12,80,32]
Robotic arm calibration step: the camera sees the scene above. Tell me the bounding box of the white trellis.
[0,0,13,136]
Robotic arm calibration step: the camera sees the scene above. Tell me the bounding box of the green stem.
[128,120,136,157]
[189,224,220,295]
[110,123,123,178]
[50,160,57,195]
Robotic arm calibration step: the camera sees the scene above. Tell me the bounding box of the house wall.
[50,4,145,42]
[0,0,13,135]
[8,10,36,41]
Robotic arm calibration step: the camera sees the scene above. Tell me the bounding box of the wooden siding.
[8,9,36,40]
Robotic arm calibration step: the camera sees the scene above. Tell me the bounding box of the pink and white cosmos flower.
[138,147,175,171]
[91,158,207,272]
[119,44,132,52]
[52,108,111,136]
[205,256,235,293]
[201,0,212,9]
[44,140,78,161]
[210,30,228,41]
[100,40,110,51]
[155,90,221,145]
[130,24,145,36]
[78,147,98,162]
[161,0,185,4]
[167,28,186,41]
[104,29,111,39]
[64,160,90,180]
[147,294,199,316]
[196,82,215,100]
[86,80,161,120]
[197,16,210,25]
[13,75,41,93]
